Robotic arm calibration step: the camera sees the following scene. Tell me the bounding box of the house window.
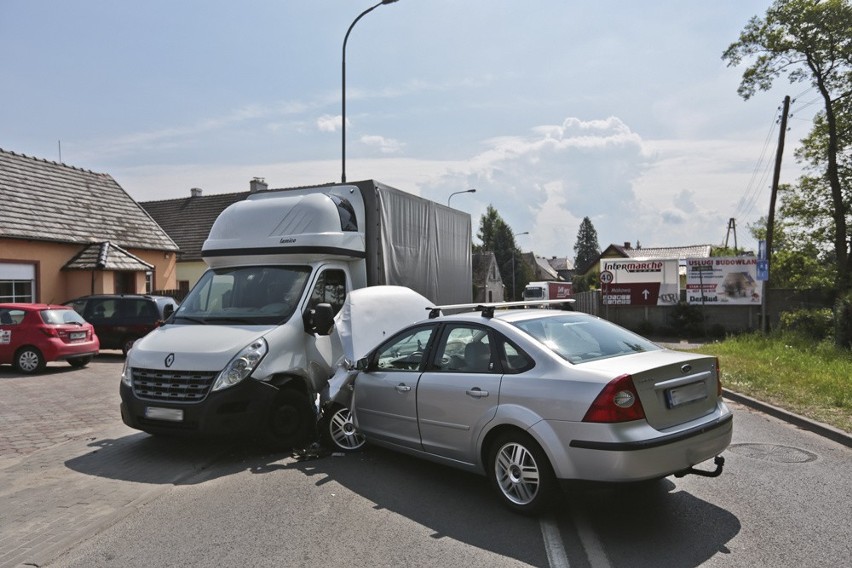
[0,263,35,302]
[0,280,33,303]
[145,271,153,293]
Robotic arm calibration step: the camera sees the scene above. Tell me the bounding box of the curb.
[723,388,852,449]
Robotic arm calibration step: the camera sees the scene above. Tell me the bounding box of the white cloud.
[316,114,343,133]
[360,135,404,154]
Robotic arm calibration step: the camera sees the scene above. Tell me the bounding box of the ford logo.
[681,364,692,374]
[165,353,175,368]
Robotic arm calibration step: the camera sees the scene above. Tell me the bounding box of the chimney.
[623,241,631,249]
[250,177,268,193]
[190,187,203,197]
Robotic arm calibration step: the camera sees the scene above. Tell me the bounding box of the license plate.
[666,381,707,408]
[145,407,184,422]
[70,332,86,340]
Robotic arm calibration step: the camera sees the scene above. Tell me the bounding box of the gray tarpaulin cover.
[375,185,471,305]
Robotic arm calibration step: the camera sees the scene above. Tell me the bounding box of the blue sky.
[1,1,820,258]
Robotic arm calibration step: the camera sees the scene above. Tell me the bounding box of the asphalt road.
[1,355,850,568]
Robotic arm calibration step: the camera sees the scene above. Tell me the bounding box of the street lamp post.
[511,231,529,301]
[342,0,399,184]
[447,188,476,207]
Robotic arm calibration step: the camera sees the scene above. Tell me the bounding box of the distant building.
[472,252,504,303]
[547,256,574,282]
[521,253,562,281]
[0,148,178,303]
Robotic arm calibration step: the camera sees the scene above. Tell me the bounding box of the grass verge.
[690,333,852,434]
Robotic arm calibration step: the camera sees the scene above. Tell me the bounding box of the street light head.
[467,188,476,194]
[381,0,399,4]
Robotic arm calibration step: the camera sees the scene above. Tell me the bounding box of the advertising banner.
[685,257,763,305]
[599,259,679,306]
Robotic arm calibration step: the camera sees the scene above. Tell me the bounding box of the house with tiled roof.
[139,178,268,291]
[472,251,504,303]
[0,148,178,304]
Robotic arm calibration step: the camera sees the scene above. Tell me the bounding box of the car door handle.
[395,384,411,393]
[466,388,489,399]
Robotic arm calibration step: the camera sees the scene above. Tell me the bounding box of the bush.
[667,301,704,338]
[778,308,834,341]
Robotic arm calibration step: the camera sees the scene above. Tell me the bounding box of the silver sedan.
[323,306,732,515]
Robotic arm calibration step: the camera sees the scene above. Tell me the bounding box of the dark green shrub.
[779,308,834,341]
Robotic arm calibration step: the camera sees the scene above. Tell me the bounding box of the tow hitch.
[675,456,725,478]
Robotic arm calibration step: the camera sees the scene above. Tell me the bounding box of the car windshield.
[41,309,87,325]
[511,314,661,363]
[174,266,312,325]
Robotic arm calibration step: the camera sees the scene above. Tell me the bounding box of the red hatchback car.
[0,303,100,374]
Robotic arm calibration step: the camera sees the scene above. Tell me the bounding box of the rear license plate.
[666,381,707,408]
[145,407,184,422]
[70,332,86,340]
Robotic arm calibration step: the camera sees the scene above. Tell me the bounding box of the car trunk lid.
[581,349,720,430]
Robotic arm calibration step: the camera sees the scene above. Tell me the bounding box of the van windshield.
[174,266,312,325]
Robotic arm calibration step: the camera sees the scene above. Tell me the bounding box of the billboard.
[685,257,762,305]
[599,259,679,306]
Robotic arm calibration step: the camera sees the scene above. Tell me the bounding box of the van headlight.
[121,358,132,387]
[212,338,268,392]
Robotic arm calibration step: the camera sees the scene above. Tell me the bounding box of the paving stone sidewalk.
[0,356,232,568]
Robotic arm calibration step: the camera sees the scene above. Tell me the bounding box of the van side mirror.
[307,303,335,335]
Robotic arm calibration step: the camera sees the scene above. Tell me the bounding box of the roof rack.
[427,299,574,319]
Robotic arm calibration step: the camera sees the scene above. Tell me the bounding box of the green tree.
[476,205,531,300]
[749,213,834,291]
[573,217,600,273]
[723,0,852,346]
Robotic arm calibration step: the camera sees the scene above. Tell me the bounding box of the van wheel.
[321,404,366,452]
[15,347,45,374]
[265,390,315,450]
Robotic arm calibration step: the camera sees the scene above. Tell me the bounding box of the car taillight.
[582,374,646,423]
[40,327,59,338]
[715,356,722,397]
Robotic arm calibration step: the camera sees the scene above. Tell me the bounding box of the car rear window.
[512,314,660,363]
[40,309,87,325]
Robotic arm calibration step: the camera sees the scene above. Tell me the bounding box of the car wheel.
[321,405,366,452]
[15,347,45,374]
[488,431,557,515]
[265,390,315,450]
[121,337,137,356]
[68,356,92,368]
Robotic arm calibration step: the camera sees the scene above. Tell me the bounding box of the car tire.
[121,337,137,356]
[265,390,316,450]
[14,347,45,374]
[321,404,366,452]
[68,356,92,368]
[487,431,558,515]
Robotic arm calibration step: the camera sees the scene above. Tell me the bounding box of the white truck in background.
[522,281,573,305]
[120,180,472,448]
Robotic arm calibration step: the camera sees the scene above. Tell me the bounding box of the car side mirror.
[356,357,370,371]
[163,304,175,319]
[307,303,335,335]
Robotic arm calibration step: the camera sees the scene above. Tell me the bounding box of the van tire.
[265,390,315,450]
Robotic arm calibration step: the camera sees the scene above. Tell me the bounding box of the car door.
[351,323,437,450]
[0,308,19,364]
[416,324,502,464]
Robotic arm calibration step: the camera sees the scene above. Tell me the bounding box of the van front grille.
[131,368,217,402]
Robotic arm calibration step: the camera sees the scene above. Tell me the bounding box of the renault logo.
[165,353,175,368]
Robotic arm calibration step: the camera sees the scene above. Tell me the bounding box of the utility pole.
[724,218,738,253]
[763,95,790,333]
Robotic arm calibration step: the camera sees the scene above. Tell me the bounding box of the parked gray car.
[323,305,732,514]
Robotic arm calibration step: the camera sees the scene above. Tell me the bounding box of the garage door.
[0,263,35,302]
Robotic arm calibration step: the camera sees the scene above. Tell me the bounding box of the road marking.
[540,517,570,568]
[573,508,612,568]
